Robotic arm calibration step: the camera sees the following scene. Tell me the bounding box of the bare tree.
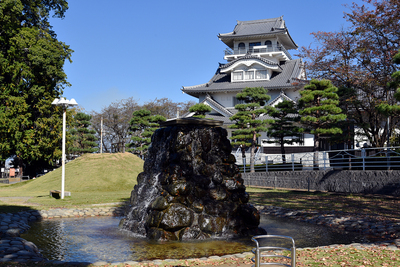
[90,97,196,153]
[143,98,196,119]
[91,97,140,152]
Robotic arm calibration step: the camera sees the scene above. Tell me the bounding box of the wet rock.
[121,120,265,240]
[151,196,169,210]
[160,203,194,231]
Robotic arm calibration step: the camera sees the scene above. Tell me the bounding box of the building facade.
[182,17,314,153]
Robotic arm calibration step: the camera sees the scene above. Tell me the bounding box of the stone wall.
[242,170,400,196]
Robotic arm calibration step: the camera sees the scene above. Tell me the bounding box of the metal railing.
[251,235,296,267]
[236,147,263,173]
[224,45,292,60]
[236,146,400,172]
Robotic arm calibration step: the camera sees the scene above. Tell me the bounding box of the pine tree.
[189,103,212,118]
[230,87,272,172]
[266,100,303,164]
[298,79,346,169]
[127,109,166,159]
[68,112,98,155]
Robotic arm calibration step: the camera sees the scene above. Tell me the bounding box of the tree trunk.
[280,136,286,164]
[250,145,255,173]
[313,134,320,170]
[250,131,258,173]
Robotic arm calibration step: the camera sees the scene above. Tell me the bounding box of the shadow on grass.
[0,203,39,214]
[247,188,400,220]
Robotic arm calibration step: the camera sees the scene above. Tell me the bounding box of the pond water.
[21,215,368,263]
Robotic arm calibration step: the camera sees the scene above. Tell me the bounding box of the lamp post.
[52,97,78,199]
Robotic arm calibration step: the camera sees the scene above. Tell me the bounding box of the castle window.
[233,71,243,81]
[245,71,254,80]
[249,42,261,47]
[265,40,272,46]
[256,70,267,79]
[249,42,261,53]
[238,43,245,54]
[232,69,269,82]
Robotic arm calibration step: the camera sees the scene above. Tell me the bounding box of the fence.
[237,146,400,173]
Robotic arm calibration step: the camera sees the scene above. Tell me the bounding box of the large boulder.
[120,119,266,240]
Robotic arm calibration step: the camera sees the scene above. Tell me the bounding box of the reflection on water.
[21,214,367,262]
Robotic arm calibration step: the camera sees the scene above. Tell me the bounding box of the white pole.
[292,153,295,171]
[100,117,103,154]
[61,107,66,199]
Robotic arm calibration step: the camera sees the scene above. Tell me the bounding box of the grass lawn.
[1,155,400,266]
[246,187,400,221]
[0,153,141,211]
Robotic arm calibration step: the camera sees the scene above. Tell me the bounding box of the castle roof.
[182,58,303,97]
[218,17,298,50]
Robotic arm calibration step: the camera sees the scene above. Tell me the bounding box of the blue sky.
[50,0,366,113]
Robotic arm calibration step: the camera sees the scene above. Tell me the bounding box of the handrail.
[224,45,292,60]
[251,235,296,267]
[236,146,400,172]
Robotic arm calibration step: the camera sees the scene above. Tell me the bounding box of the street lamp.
[52,97,78,199]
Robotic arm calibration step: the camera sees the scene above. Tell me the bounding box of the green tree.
[298,79,346,169]
[68,112,98,155]
[127,109,166,159]
[298,0,400,147]
[0,0,72,177]
[189,103,212,118]
[266,100,303,164]
[230,87,272,172]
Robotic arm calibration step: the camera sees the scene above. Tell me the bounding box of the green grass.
[0,152,143,210]
[247,187,400,221]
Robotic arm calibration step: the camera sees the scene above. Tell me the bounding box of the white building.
[182,17,314,153]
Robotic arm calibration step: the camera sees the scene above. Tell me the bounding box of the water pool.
[21,214,367,262]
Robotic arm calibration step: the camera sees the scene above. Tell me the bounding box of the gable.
[267,91,296,107]
[220,58,282,74]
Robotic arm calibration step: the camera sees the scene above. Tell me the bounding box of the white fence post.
[323,151,327,171]
[291,154,295,171]
[265,156,268,172]
[243,158,246,173]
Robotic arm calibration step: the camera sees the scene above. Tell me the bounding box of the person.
[240,144,246,158]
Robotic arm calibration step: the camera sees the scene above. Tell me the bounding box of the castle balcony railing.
[224,45,292,60]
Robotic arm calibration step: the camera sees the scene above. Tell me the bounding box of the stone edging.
[0,206,124,264]
[1,205,400,265]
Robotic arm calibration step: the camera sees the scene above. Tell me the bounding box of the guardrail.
[237,146,400,172]
[251,235,296,267]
